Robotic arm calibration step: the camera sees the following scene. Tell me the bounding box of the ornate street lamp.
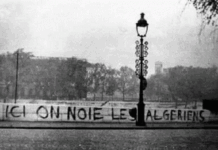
[135,13,149,126]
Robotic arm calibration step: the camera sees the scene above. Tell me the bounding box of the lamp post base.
[136,121,146,126]
[136,102,146,126]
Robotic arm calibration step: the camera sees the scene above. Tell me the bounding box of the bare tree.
[117,66,134,101]
[186,0,218,40]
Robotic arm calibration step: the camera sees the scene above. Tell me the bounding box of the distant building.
[155,61,163,74]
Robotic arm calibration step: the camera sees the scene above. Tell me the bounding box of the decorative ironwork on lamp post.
[135,13,149,126]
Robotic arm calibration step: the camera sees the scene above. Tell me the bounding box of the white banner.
[0,103,211,123]
[143,108,210,122]
[0,104,134,122]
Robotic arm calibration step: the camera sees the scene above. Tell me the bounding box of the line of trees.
[0,50,218,104]
[0,50,139,101]
[145,66,218,108]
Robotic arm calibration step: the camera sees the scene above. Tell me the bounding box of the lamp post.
[15,49,19,103]
[15,48,23,103]
[135,13,149,126]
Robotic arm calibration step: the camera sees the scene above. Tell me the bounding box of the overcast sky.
[0,0,217,75]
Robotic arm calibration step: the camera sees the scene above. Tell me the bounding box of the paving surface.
[0,128,218,149]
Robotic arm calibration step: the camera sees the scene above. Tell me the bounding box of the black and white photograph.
[0,0,218,149]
